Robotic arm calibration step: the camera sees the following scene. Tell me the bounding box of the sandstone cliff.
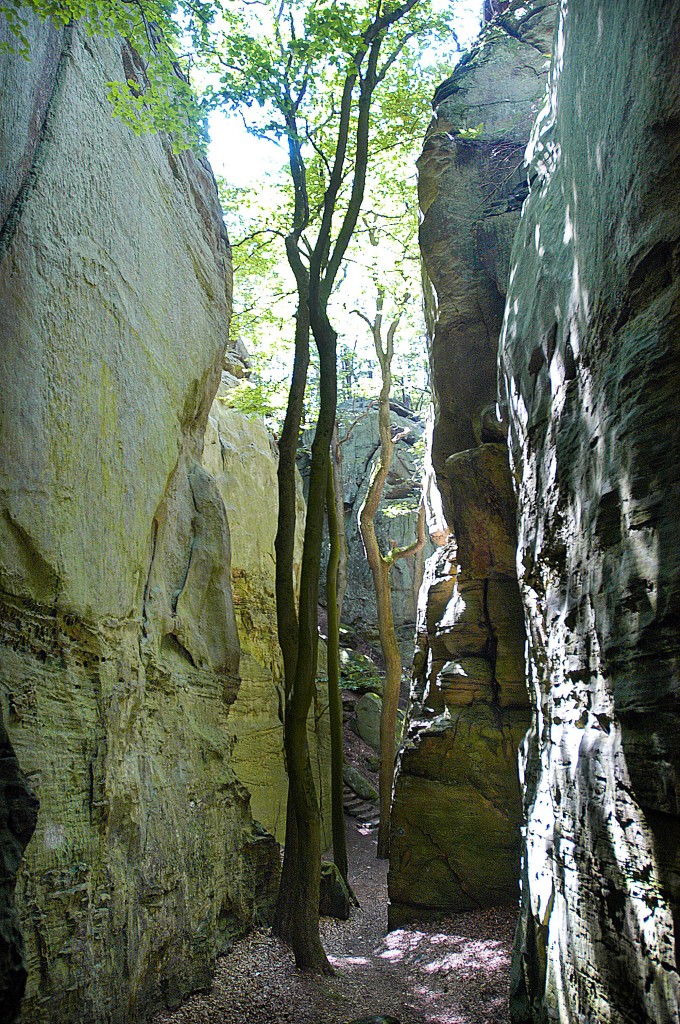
[0,17,280,1023]
[0,716,38,1021]
[388,0,556,927]
[204,398,331,845]
[499,2,680,1020]
[314,399,429,652]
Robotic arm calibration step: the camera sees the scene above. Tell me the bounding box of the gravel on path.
[154,817,515,1024]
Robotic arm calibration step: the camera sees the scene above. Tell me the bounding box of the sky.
[207,0,485,189]
[206,0,486,413]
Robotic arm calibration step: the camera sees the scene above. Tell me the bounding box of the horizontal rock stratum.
[499,1,680,1020]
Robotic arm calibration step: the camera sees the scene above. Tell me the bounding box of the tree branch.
[337,400,376,446]
[385,500,426,567]
[376,31,415,83]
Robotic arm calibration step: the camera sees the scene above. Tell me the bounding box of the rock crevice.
[389,0,556,929]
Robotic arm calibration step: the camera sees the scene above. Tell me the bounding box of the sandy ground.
[154,817,516,1024]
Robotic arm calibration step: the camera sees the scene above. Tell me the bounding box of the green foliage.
[219,178,294,365]
[457,120,484,139]
[218,374,288,426]
[339,649,382,694]
[1,0,209,150]
[211,1,461,423]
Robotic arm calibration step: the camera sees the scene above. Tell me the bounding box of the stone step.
[343,784,379,826]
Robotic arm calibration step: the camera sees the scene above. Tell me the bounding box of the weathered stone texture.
[418,0,557,480]
[499,2,680,1021]
[203,401,331,845]
[389,0,555,928]
[0,17,279,1024]
[308,399,429,650]
[0,711,38,1023]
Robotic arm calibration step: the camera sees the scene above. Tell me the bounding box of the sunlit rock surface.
[389,0,555,927]
[0,17,278,1024]
[203,400,332,845]
[499,2,680,1020]
[418,0,557,478]
[305,398,429,653]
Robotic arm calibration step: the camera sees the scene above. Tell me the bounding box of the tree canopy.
[214,2,457,425]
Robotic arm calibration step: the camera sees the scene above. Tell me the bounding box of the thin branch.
[385,500,426,567]
[231,227,287,246]
[350,308,375,332]
[376,31,415,83]
[337,401,377,446]
[305,129,333,181]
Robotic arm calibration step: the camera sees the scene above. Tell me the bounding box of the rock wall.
[0,17,280,1024]
[322,399,429,651]
[204,399,331,845]
[388,0,556,927]
[0,713,38,1023]
[499,2,680,1021]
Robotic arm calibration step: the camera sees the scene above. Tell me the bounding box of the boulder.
[319,862,351,920]
[352,694,404,754]
[343,764,379,802]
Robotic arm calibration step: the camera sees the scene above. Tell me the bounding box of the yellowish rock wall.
[203,401,331,846]
[0,17,279,1024]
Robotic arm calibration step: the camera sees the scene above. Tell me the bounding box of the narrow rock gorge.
[1,1,679,1022]
[389,0,556,928]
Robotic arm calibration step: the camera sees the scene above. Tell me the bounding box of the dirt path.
[154,817,515,1024]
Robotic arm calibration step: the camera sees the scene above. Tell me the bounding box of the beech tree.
[355,287,426,858]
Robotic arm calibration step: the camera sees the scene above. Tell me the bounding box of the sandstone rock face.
[499,3,680,1021]
[0,712,38,1023]
[389,0,555,928]
[0,18,278,1024]
[203,401,331,845]
[308,399,430,650]
[351,693,404,755]
[418,0,557,480]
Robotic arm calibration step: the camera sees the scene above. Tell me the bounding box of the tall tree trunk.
[274,308,337,974]
[331,425,348,622]
[326,458,349,886]
[275,298,310,689]
[273,292,326,966]
[367,535,403,859]
[357,297,426,858]
[272,0,420,970]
